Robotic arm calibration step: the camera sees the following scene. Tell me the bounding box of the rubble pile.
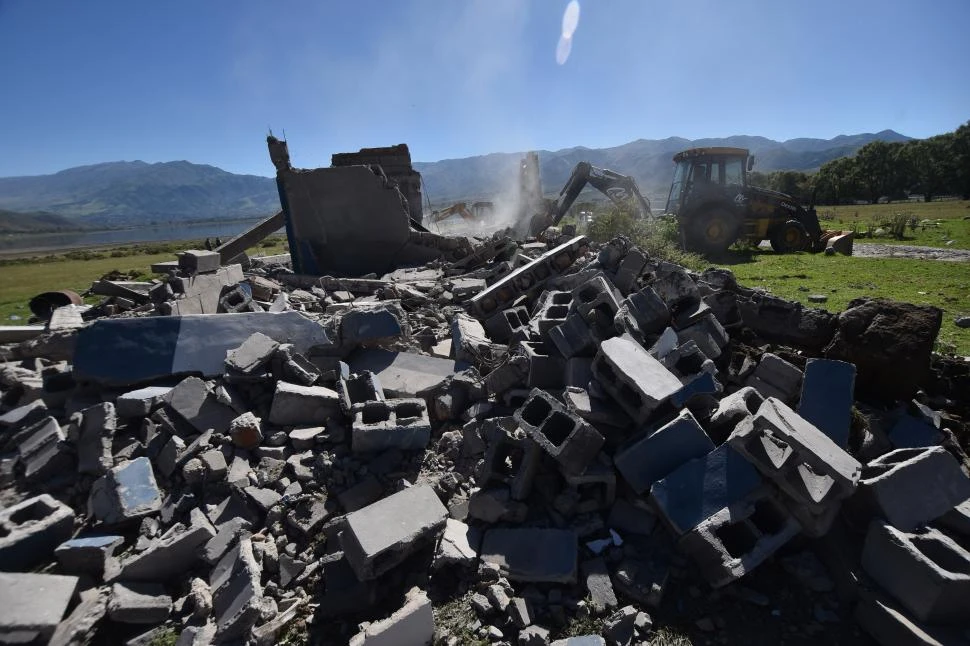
[1,229,970,646]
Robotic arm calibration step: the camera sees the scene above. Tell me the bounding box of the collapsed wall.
[1,225,969,645]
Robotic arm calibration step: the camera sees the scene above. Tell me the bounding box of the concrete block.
[351,398,432,453]
[613,286,670,345]
[797,358,856,448]
[548,313,596,359]
[165,376,237,434]
[115,386,172,418]
[856,446,970,531]
[179,249,221,273]
[225,332,279,375]
[862,520,970,623]
[451,312,495,365]
[702,290,741,329]
[514,389,604,476]
[0,494,74,570]
[650,443,763,536]
[55,535,124,576]
[728,398,861,516]
[338,371,385,412]
[340,485,448,580]
[615,409,714,495]
[745,353,803,403]
[468,236,590,320]
[480,528,577,583]
[562,386,628,428]
[244,486,282,512]
[678,487,801,587]
[614,247,648,293]
[73,311,332,386]
[937,499,970,539]
[338,475,384,513]
[18,415,71,483]
[47,585,110,646]
[564,458,617,514]
[592,336,683,425]
[348,349,456,398]
[117,509,216,581]
[349,587,433,646]
[521,340,566,389]
[78,402,116,475]
[268,381,340,426]
[607,499,657,536]
[659,340,716,381]
[854,587,965,646]
[676,314,729,360]
[89,456,163,525]
[572,275,620,338]
[551,637,605,646]
[108,582,171,624]
[707,387,764,445]
[531,290,572,339]
[211,535,264,641]
[0,572,78,643]
[479,424,542,500]
[484,306,531,343]
[888,414,944,449]
[0,399,47,429]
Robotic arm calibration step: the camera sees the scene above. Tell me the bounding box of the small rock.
[955,316,970,329]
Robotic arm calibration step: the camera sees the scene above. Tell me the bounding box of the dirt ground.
[851,243,970,262]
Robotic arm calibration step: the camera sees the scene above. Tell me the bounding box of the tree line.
[748,121,970,205]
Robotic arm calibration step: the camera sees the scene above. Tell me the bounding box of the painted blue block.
[649,443,763,535]
[671,371,721,408]
[797,358,856,448]
[615,409,715,495]
[888,415,943,449]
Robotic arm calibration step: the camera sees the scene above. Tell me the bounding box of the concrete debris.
[1,225,968,645]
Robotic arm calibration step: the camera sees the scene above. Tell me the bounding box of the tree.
[814,156,859,205]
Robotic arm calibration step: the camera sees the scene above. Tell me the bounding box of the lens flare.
[556,35,573,65]
[562,0,580,38]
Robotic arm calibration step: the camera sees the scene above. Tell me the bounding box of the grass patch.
[432,593,490,646]
[721,249,970,355]
[818,200,970,248]
[0,236,288,324]
[147,627,179,646]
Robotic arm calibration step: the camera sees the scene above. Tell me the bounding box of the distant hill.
[0,209,86,233]
[415,130,913,204]
[0,161,279,228]
[0,130,911,224]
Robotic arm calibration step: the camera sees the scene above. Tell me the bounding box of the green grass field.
[818,199,970,248]
[0,237,288,325]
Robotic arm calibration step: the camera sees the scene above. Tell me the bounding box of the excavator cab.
[665,147,823,254]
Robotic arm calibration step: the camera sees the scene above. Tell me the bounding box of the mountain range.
[0,130,911,231]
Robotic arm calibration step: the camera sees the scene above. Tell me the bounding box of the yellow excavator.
[430,201,495,225]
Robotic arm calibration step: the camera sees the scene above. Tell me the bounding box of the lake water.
[0,219,280,255]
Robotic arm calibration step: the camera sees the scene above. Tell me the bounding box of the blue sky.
[1,0,967,178]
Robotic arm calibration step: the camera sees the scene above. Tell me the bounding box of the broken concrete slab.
[268,381,340,426]
[164,376,238,434]
[480,528,578,583]
[55,534,124,576]
[116,386,172,418]
[340,484,448,580]
[108,582,172,624]
[348,348,457,398]
[797,358,856,448]
[433,518,481,569]
[73,311,332,386]
[210,535,264,641]
[349,586,434,646]
[0,493,74,570]
[47,585,109,646]
[18,415,71,483]
[78,402,117,476]
[225,332,279,375]
[0,572,78,643]
[117,509,216,581]
[89,456,163,525]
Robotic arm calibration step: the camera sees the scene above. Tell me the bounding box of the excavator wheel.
[770,220,810,253]
[687,208,740,254]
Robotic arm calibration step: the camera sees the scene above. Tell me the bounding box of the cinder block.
[571,275,620,339]
[548,313,596,359]
[340,485,448,580]
[531,290,572,339]
[337,371,385,412]
[349,586,433,646]
[469,236,590,319]
[351,398,432,453]
[564,458,617,513]
[648,261,699,310]
[18,416,71,483]
[615,409,714,495]
[854,586,966,646]
[0,494,74,570]
[116,386,172,418]
[797,358,856,448]
[179,249,221,273]
[702,291,742,329]
[480,528,577,583]
[513,389,604,476]
[108,582,171,624]
[676,314,729,360]
[592,336,683,425]
[564,357,594,388]
[745,353,803,403]
[659,340,716,380]
[55,534,123,576]
[888,414,944,449]
[479,424,542,500]
[521,340,565,389]
[613,286,670,343]
[855,446,970,531]
[225,332,279,375]
[268,382,341,426]
[862,520,970,624]
[650,443,763,536]
[728,398,861,519]
[678,487,801,587]
[707,387,764,445]
[614,247,648,294]
[484,306,531,343]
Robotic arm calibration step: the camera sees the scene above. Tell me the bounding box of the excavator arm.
[531,162,652,235]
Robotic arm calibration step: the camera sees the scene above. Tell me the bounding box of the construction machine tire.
[770,220,811,253]
[687,208,740,254]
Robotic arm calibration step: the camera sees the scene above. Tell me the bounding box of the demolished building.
[1,143,970,645]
